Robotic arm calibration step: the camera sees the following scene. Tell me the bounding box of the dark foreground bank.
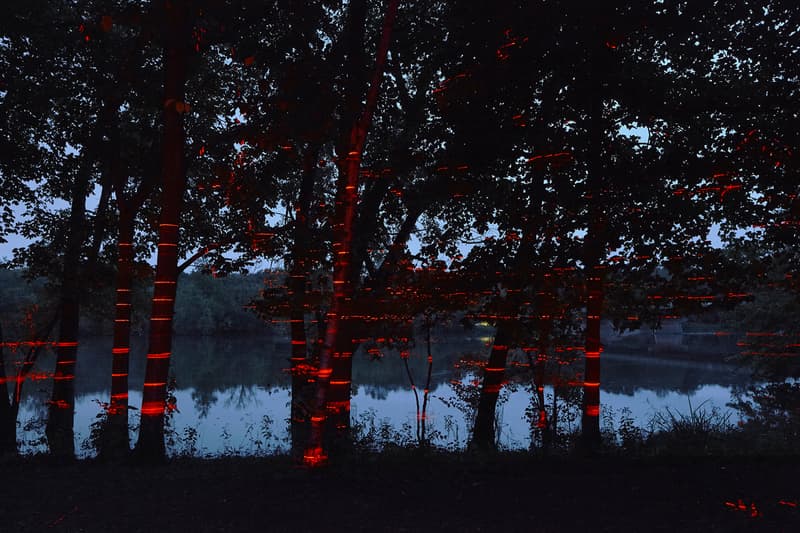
[2,453,798,532]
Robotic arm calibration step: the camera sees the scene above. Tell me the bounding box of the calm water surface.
[14,334,753,457]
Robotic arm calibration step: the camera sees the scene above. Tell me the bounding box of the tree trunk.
[134,0,190,463]
[0,323,17,456]
[470,322,512,451]
[305,0,400,465]
[580,54,606,452]
[289,148,318,458]
[533,280,552,450]
[104,211,135,459]
[420,317,434,446]
[46,155,94,460]
[581,263,604,450]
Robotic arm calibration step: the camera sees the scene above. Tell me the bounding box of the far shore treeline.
[0,268,273,338]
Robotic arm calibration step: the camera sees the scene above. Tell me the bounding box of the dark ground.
[2,453,798,532]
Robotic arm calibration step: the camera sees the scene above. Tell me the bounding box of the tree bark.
[420,316,434,446]
[305,0,400,465]
[104,209,135,459]
[0,323,17,456]
[289,148,318,457]
[134,0,191,463]
[45,147,96,460]
[468,66,561,451]
[470,321,512,450]
[533,278,553,451]
[580,51,606,452]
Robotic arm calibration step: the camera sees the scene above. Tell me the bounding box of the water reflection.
[15,334,754,456]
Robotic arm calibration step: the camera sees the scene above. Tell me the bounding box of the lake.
[13,333,754,457]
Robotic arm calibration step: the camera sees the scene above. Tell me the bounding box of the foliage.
[728,381,800,454]
[172,271,273,336]
[351,408,457,454]
[647,398,734,455]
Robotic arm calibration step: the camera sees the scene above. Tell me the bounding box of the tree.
[304,0,400,465]
[134,0,194,461]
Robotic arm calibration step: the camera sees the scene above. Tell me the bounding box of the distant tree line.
[0,268,277,337]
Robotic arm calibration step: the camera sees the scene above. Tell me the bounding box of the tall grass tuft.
[647,397,733,454]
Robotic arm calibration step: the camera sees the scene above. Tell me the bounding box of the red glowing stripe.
[112,348,129,354]
[146,352,171,359]
[585,405,600,417]
[527,151,571,163]
[328,400,351,411]
[583,382,600,387]
[143,382,167,387]
[141,405,164,416]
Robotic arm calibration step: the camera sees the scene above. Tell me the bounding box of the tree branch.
[177,242,223,274]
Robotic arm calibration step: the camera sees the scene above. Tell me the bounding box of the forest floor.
[2,452,799,532]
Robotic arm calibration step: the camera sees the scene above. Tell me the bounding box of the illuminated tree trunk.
[532,278,553,450]
[471,164,549,451]
[103,102,154,458]
[134,0,190,462]
[305,0,400,465]
[580,66,605,452]
[289,149,317,457]
[104,211,135,458]
[46,153,94,459]
[471,67,562,449]
[420,315,434,446]
[471,322,511,450]
[581,259,604,449]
